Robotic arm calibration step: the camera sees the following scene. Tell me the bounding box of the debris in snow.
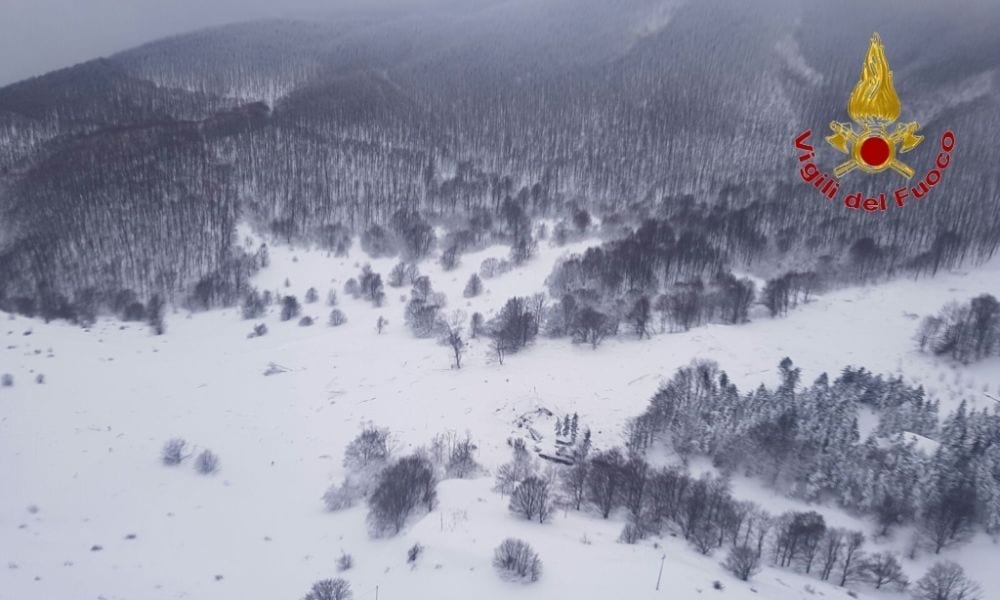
[263,362,290,376]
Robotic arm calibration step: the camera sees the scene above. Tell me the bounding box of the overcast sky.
[0,0,428,86]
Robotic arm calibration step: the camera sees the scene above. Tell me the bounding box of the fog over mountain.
[1,0,998,315]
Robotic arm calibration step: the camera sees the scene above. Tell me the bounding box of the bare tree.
[509,476,552,523]
[303,578,352,600]
[724,546,761,581]
[862,552,908,590]
[838,531,866,586]
[914,562,981,600]
[439,310,467,369]
[367,454,437,536]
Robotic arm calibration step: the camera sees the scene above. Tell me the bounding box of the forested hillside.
[1,0,998,320]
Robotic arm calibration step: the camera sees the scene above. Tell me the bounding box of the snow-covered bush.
[463,273,483,298]
[161,438,186,466]
[337,553,353,572]
[445,436,480,479]
[247,323,268,338]
[914,562,981,600]
[241,289,266,319]
[194,450,220,474]
[344,425,392,471]
[305,287,319,303]
[509,476,551,523]
[367,454,436,536]
[323,479,365,512]
[1,374,13,387]
[303,578,352,600]
[298,316,314,327]
[724,546,761,581]
[493,538,541,583]
[618,522,643,544]
[280,296,300,321]
[329,309,347,327]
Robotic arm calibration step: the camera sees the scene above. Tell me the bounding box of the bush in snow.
[724,546,761,581]
[329,309,347,327]
[618,522,644,544]
[247,323,268,338]
[509,476,552,523]
[194,450,220,474]
[914,562,981,600]
[324,425,393,512]
[326,290,338,306]
[280,296,301,321]
[480,257,511,279]
[303,578,352,600]
[343,278,360,298]
[241,289,266,319]
[323,479,365,512]
[440,245,459,271]
[337,553,353,572]
[862,552,908,590]
[343,425,392,471]
[407,543,423,564]
[162,438,187,466]
[299,316,314,327]
[305,287,319,303]
[493,538,541,583]
[1,374,13,387]
[493,439,535,496]
[463,273,483,298]
[445,435,480,479]
[367,454,436,536]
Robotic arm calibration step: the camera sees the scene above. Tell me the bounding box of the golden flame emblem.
[825,33,923,178]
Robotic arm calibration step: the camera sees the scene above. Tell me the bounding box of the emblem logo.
[825,33,923,179]
[793,33,955,212]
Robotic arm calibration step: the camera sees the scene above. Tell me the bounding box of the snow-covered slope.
[2,236,998,600]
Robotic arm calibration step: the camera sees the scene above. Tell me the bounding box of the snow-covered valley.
[2,237,999,600]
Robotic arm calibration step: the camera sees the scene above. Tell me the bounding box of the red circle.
[859,136,891,167]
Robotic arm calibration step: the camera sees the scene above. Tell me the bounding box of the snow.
[2,234,999,600]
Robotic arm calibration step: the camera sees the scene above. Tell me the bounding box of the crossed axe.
[825,121,924,179]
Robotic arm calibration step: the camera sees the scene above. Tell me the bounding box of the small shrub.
[299,316,314,327]
[367,454,437,536]
[305,287,319,303]
[713,580,724,591]
[162,438,186,466]
[463,274,483,298]
[493,538,541,582]
[303,578,352,600]
[1,374,12,387]
[724,546,761,581]
[445,436,480,479]
[407,543,423,563]
[343,279,360,298]
[280,296,301,321]
[337,553,353,572]
[509,476,552,523]
[35,374,45,384]
[323,479,364,512]
[248,323,268,338]
[329,309,347,327]
[618,522,643,544]
[195,450,220,474]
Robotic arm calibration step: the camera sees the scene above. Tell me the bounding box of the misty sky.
[0,0,437,86]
